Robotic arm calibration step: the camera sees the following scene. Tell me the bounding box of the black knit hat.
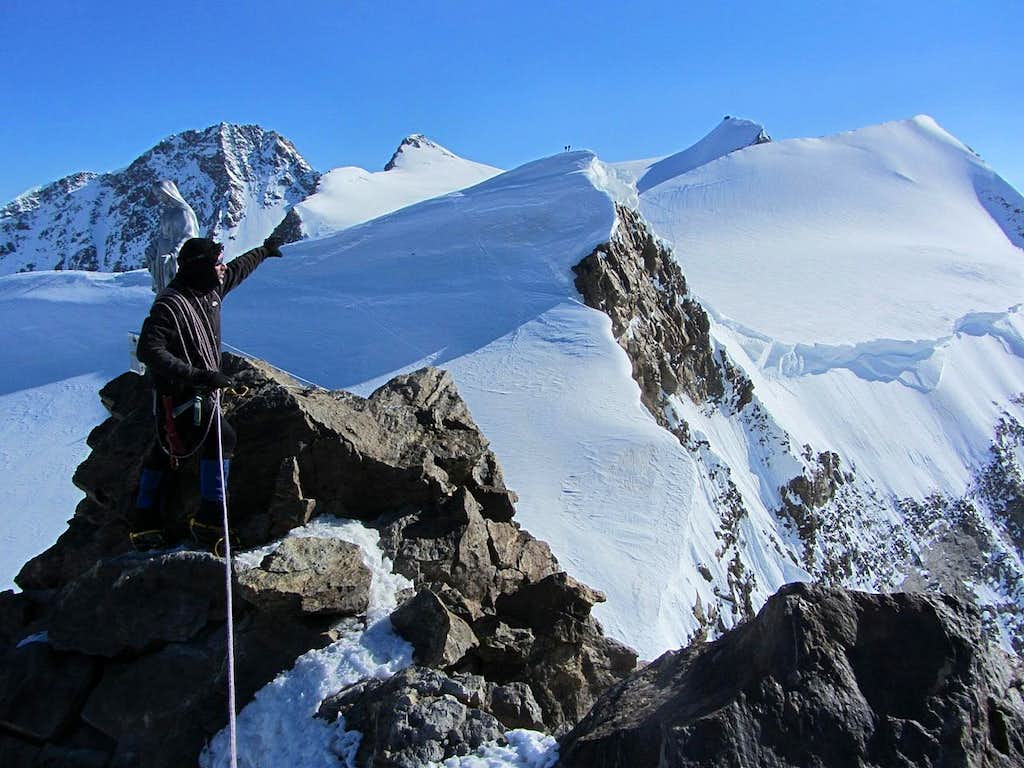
[177,238,224,266]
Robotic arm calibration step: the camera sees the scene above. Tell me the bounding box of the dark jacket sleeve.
[220,245,274,296]
[137,302,201,386]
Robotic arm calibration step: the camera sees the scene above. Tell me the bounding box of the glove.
[194,370,233,390]
[263,235,285,257]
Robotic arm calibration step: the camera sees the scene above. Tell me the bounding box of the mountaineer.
[130,235,283,551]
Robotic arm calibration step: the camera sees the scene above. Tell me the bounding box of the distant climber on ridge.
[130,234,284,551]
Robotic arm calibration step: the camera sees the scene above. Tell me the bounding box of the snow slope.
[292,135,502,240]
[640,115,1024,345]
[0,271,154,585]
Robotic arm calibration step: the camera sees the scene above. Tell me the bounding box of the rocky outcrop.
[375,490,637,736]
[236,537,371,617]
[559,582,1024,768]
[779,449,845,570]
[384,134,455,172]
[3,356,634,766]
[572,205,750,424]
[319,668,507,766]
[320,667,544,765]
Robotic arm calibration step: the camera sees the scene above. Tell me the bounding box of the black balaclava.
[176,238,224,292]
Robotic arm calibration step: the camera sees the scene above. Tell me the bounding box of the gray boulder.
[559,582,1024,768]
[237,536,371,616]
[0,641,99,742]
[47,551,226,657]
[318,666,504,768]
[391,588,478,667]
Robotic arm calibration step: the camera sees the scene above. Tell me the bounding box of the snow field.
[0,269,155,589]
[640,116,1024,346]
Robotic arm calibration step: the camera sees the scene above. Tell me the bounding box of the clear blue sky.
[1,0,1021,202]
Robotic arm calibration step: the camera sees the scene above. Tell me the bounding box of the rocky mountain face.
[0,123,319,274]
[574,205,1024,653]
[560,582,1024,768]
[0,355,635,767]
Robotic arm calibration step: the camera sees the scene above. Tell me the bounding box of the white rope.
[214,389,239,768]
[220,341,327,391]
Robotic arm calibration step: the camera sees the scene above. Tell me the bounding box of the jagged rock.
[0,641,99,741]
[497,572,605,641]
[81,610,331,768]
[81,643,219,766]
[472,616,535,666]
[378,488,559,614]
[47,551,226,657]
[379,495,636,734]
[16,515,130,591]
[485,681,545,730]
[0,589,31,648]
[391,588,479,667]
[34,744,110,768]
[237,536,371,616]
[4,358,638,765]
[224,358,518,540]
[318,666,504,767]
[0,736,39,768]
[572,205,736,420]
[559,582,1024,768]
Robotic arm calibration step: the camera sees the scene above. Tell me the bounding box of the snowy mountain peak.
[290,136,502,240]
[635,116,771,193]
[383,133,460,171]
[0,123,320,274]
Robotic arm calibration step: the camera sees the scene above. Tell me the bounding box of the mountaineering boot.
[130,529,167,551]
[192,459,236,554]
[190,497,238,556]
[130,467,168,551]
